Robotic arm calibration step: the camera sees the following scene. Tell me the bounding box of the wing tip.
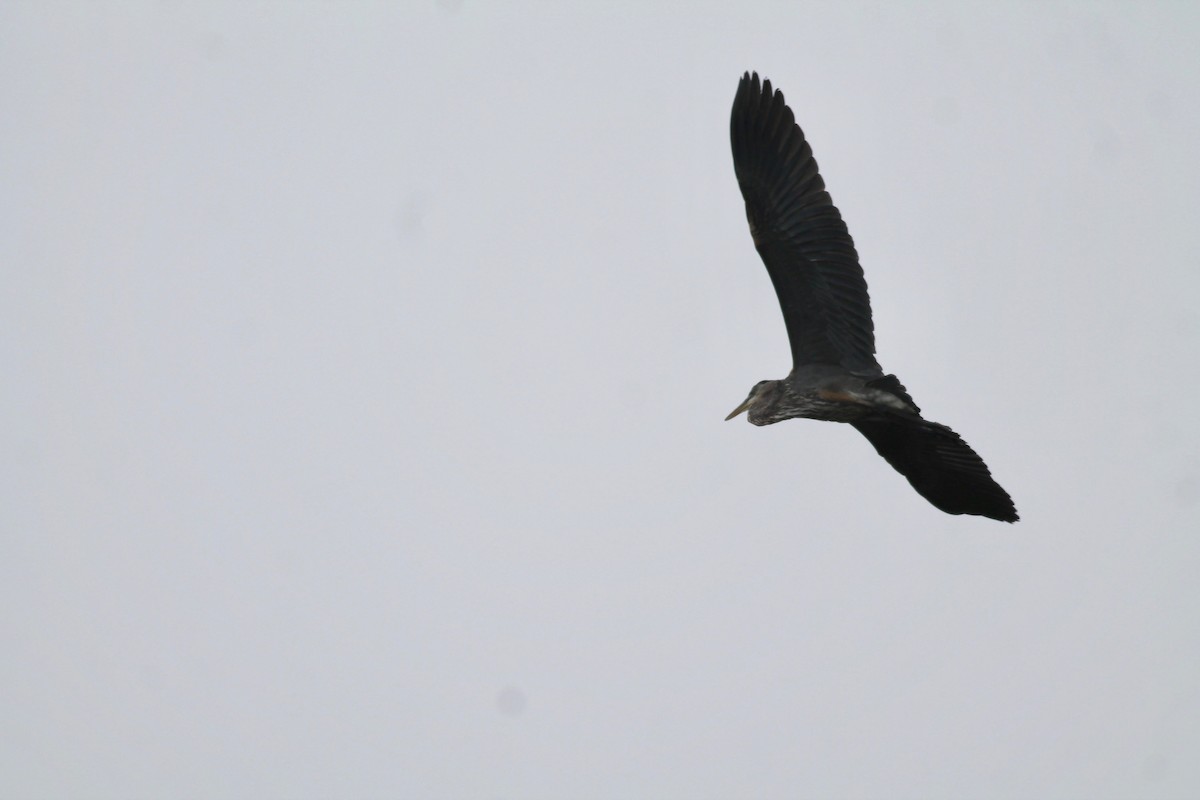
[945,492,1020,523]
[737,70,780,104]
[734,70,782,100]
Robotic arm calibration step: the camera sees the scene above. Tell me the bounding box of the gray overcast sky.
[3,2,1199,798]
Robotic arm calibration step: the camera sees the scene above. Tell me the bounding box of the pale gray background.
[3,2,1199,798]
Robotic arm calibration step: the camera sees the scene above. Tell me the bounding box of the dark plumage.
[726,72,1017,522]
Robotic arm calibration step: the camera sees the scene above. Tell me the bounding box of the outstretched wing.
[730,71,876,373]
[852,416,1018,522]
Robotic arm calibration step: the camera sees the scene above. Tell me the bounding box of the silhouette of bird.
[726,72,1017,522]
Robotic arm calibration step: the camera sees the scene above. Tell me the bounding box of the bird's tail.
[851,415,1018,522]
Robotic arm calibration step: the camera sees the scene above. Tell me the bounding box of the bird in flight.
[726,72,1018,522]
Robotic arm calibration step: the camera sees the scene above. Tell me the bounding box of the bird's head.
[725,379,783,426]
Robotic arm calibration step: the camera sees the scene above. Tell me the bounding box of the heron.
[725,72,1018,522]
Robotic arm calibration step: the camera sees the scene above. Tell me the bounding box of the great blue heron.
[726,72,1018,522]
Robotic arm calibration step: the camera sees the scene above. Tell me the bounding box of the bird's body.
[727,366,917,426]
[726,72,1017,522]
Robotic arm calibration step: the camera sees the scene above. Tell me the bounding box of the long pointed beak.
[725,398,752,421]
